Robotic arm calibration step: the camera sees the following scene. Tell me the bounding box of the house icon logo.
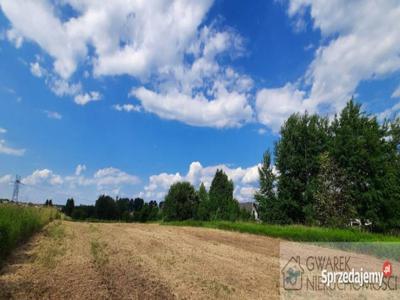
[281,256,304,290]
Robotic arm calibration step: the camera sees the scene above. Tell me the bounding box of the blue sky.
[0,0,399,204]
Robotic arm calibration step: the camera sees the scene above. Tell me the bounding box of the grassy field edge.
[162,220,400,242]
[0,204,60,265]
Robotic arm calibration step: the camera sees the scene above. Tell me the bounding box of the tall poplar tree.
[254,150,277,222]
[208,169,239,220]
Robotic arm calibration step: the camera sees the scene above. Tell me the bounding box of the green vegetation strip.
[0,204,60,264]
[163,221,400,260]
[163,221,400,242]
[162,220,400,242]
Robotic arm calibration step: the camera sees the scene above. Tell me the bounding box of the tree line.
[63,196,160,222]
[255,100,400,232]
[63,168,252,222]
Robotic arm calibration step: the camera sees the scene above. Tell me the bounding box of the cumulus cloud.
[1,0,255,128]
[132,26,254,128]
[43,110,62,120]
[0,0,212,79]
[133,85,253,128]
[93,167,140,187]
[22,169,63,186]
[288,0,400,112]
[254,1,400,131]
[0,139,25,156]
[143,161,260,201]
[21,166,139,189]
[7,165,141,203]
[74,91,101,105]
[0,127,6,134]
[256,84,307,132]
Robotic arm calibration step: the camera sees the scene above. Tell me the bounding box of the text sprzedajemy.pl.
[321,268,384,287]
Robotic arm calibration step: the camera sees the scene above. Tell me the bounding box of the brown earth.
[0,221,280,300]
[0,221,398,300]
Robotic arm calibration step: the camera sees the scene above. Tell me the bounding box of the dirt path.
[0,221,280,299]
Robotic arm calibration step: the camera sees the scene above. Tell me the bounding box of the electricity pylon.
[11,175,21,202]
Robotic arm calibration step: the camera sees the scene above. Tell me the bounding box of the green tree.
[64,198,75,216]
[132,198,144,211]
[275,112,329,224]
[254,150,277,222]
[116,198,130,218]
[163,182,199,221]
[330,100,400,230]
[196,182,210,220]
[314,153,356,227]
[208,169,239,220]
[95,195,118,220]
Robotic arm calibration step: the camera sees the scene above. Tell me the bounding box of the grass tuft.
[91,239,109,267]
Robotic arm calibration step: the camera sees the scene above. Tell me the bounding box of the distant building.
[239,202,260,221]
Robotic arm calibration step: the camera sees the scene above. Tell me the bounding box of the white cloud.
[0,139,25,156]
[113,104,141,113]
[6,28,23,48]
[75,164,86,176]
[9,165,141,204]
[256,84,307,132]
[0,174,12,184]
[286,0,400,113]
[392,85,400,99]
[22,169,63,186]
[93,167,140,187]
[257,128,267,135]
[253,1,400,132]
[143,161,260,201]
[0,127,6,134]
[43,110,62,120]
[74,91,101,105]
[144,172,183,199]
[0,0,87,78]
[1,1,255,128]
[378,102,400,121]
[48,78,82,97]
[30,61,45,77]
[133,85,253,128]
[0,0,213,79]
[131,26,253,128]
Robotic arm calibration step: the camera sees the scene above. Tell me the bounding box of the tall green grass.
[163,221,400,259]
[163,220,400,242]
[0,203,59,263]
